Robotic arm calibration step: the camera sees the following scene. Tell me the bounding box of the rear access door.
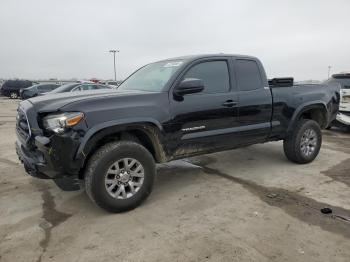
[232,58,273,144]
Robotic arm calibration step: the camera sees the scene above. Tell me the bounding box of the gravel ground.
[0,97,349,262]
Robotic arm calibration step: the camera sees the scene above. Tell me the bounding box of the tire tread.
[84,140,155,212]
[283,119,322,164]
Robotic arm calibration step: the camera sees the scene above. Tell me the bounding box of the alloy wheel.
[104,158,145,199]
[300,128,318,157]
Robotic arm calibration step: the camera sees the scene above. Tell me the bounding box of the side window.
[80,84,95,90]
[47,85,58,91]
[183,61,230,93]
[37,85,48,91]
[235,60,262,91]
[71,86,81,92]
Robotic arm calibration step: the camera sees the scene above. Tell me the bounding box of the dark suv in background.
[20,83,60,99]
[1,80,33,99]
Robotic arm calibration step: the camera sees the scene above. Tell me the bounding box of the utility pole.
[327,65,332,79]
[109,50,119,81]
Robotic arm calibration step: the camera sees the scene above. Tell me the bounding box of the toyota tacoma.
[15,54,340,212]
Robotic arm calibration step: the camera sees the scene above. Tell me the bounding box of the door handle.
[222,100,238,107]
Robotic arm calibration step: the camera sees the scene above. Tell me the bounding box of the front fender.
[75,117,165,161]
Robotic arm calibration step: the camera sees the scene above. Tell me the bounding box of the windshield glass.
[324,78,350,89]
[49,83,78,93]
[118,60,184,92]
[26,84,39,90]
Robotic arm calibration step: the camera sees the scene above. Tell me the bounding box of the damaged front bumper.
[16,134,83,179]
[16,136,62,178]
[15,100,84,179]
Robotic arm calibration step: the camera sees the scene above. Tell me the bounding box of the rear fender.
[287,101,328,132]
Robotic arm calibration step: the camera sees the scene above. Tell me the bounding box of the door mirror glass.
[174,78,204,98]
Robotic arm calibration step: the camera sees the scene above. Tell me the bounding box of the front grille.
[16,108,31,142]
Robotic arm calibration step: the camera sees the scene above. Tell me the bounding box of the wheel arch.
[76,119,168,173]
[288,102,329,132]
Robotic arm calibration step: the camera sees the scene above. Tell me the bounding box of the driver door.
[168,58,239,157]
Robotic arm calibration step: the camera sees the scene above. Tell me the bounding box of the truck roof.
[157,53,258,63]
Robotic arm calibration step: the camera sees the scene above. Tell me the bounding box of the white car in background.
[103,80,121,88]
[325,73,350,130]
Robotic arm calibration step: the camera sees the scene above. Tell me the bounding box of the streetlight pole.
[109,50,119,81]
[327,65,332,79]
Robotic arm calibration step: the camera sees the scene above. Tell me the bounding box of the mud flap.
[53,177,82,191]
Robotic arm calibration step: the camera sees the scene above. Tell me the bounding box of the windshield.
[49,83,79,93]
[324,78,350,89]
[118,60,184,92]
[26,84,39,90]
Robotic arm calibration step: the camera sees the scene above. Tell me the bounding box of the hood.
[26,89,152,112]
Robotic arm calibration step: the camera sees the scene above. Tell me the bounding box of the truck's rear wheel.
[283,119,322,164]
[85,141,155,212]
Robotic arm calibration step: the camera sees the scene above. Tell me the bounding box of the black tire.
[9,91,19,99]
[283,119,322,164]
[85,141,155,213]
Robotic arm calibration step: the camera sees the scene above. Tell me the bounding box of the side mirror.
[174,78,204,98]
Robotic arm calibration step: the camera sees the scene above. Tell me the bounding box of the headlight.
[42,112,84,133]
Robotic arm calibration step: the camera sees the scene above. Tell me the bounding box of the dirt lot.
[0,97,350,262]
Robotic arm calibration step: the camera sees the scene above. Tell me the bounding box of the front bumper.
[16,137,63,178]
[15,101,87,179]
[16,133,83,179]
[336,111,350,126]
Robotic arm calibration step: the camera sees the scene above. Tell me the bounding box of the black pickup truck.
[15,54,340,212]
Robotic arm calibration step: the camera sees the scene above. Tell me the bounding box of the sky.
[0,0,349,81]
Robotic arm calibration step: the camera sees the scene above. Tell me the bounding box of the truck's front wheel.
[283,119,322,164]
[85,141,155,213]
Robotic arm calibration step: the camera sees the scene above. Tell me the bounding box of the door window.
[183,61,230,93]
[71,86,81,92]
[235,60,262,91]
[96,85,109,89]
[37,85,49,91]
[46,84,58,91]
[80,84,97,90]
